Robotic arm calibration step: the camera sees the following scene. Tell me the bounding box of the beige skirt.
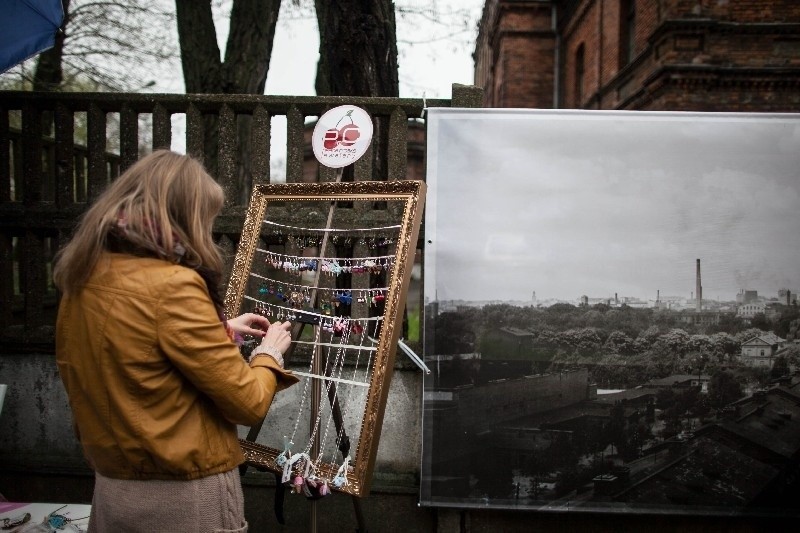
[89,469,247,533]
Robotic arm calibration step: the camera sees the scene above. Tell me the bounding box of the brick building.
[474,0,800,111]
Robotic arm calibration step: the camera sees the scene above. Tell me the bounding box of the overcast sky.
[425,109,800,304]
[258,1,485,99]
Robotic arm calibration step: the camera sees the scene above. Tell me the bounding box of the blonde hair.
[53,150,225,295]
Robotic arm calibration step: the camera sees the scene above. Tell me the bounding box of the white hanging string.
[291,371,370,388]
[263,219,401,233]
[243,296,385,323]
[292,340,376,351]
[249,271,389,294]
[258,248,396,263]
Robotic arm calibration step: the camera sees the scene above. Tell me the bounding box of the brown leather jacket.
[56,253,297,481]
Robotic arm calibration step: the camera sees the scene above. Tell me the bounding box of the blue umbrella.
[0,0,65,74]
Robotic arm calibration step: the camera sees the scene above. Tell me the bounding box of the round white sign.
[311,105,374,169]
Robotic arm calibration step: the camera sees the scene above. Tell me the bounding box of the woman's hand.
[261,322,292,354]
[248,320,292,367]
[228,312,273,338]
[258,320,293,355]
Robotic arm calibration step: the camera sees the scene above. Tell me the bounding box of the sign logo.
[312,105,373,168]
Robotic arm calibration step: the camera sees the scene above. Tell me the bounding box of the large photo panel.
[421,109,800,516]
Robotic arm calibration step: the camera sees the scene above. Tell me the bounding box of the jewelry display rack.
[225,178,425,529]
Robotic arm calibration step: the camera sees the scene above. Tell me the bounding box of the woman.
[53,150,296,532]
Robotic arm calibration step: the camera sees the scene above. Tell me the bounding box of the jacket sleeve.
[156,268,298,426]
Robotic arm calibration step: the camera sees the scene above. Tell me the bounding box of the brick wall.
[475,1,557,108]
[475,0,800,111]
[563,0,599,107]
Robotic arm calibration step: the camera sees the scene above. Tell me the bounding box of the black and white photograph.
[422,108,800,516]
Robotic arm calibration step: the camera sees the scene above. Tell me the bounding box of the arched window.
[575,43,585,106]
[620,0,636,66]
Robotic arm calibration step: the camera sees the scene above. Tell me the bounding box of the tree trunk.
[33,0,70,92]
[175,0,224,94]
[33,0,70,142]
[314,0,399,97]
[223,0,280,95]
[175,0,281,200]
[314,0,399,183]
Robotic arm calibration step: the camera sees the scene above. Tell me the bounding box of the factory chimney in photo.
[696,258,702,312]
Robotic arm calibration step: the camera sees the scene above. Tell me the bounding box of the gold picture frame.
[225,180,426,497]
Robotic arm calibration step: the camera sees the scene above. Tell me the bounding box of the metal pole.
[308,167,343,532]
